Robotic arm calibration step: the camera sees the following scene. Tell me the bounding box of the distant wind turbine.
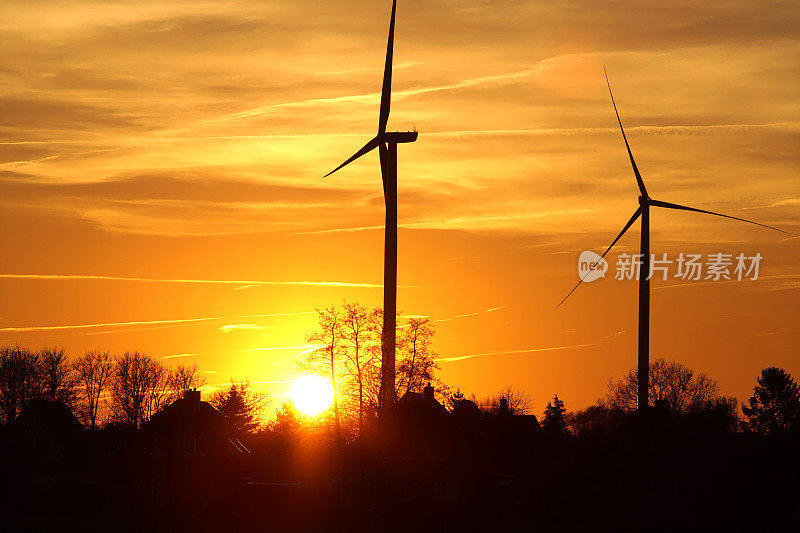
[324,0,417,411]
[557,70,786,415]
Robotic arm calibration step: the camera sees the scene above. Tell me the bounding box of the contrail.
[0,273,385,288]
[0,316,227,333]
[298,209,596,235]
[2,123,795,149]
[0,311,315,333]
[435,305,507,323]
[438,342,601,363]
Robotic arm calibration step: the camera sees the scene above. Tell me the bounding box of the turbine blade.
[604,68,648,197]
[556,207,642,309]
[324,137,380,177]
[379,142,389,194]
[649,199,788,234]
[378,0,396,136]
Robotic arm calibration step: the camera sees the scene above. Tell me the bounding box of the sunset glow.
[0,0,797,412]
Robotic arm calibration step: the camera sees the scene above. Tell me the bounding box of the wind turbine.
[324,0,417,412]
[557,71,786,415]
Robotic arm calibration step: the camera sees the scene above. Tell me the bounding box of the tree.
[569,403,624,438]
[272,401,301,437]
[110,352,169,429]
[210,380,267,435]
[169,364,206,397]
[542,394,568,434]
[0,346,43,423]
[606,358,719,412]
[73,351,113,429]
[446,388,466,411]
[340,302,380,434]
[397,318,438,396]
[306,306,346,440]
[741,367,800,435]
[39,347,76,406]
[482,386,533,415]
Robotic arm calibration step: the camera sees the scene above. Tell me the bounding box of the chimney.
[423,382,435,401]
[498,397,510,415]
[184,388,201,407]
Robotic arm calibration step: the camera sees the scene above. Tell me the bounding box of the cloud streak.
[439,342,602,363]
[0,312,315,333]
[0,273,386,288]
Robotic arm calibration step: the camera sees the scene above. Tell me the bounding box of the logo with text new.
[578,251,608,282]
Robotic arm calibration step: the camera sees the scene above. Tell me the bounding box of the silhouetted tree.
[340,302,380,434]
[306,306,345,440]
[397,317,438,396]
[446,388,466,411]
[39,347,76,406]
[606,358,719,411]
[568,402,626,438]
[741,367,799,435]
[168,364,206,398]
[210,380,267,435]
[482,386,533,415]
[110,352,169,429]
[73,350,113,429]
[542,394,568,434]
[0,346,43,423]
[272,401,301,437]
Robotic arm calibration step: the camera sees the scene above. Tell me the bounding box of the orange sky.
[1,0,798,415]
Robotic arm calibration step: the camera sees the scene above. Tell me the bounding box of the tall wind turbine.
[324,0,417,412]
[557,71,786,415]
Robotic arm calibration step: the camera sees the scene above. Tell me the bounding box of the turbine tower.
[557,71,786,415]
[324,0,417,412]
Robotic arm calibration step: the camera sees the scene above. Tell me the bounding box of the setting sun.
[290,375,334,417]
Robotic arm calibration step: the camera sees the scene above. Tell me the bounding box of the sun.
[290,375,334,417]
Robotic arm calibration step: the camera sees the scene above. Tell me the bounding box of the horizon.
[1,0,799,415]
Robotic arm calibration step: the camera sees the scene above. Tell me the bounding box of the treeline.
[569,359,800,438]
[0,347,204,429]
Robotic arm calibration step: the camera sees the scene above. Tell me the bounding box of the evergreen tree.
[741,367,800,435]
[210,380,266,435]
[542,394,568,434]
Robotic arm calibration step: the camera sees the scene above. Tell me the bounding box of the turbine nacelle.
[385,131,418,144]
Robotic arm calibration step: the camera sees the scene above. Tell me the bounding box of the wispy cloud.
[0,273,384,288]
[218,65,549,122]
[299,209,597,235]
[163,353,199,359]
[0,312,314,333]
[0,316,228,333]
[435,305,507,323]
[439,342,602,363]
[219,323,268,333]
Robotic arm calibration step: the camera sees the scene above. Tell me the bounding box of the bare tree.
[110,352,169,429]
[168,364,206,399]
[306,306,346,440]
[73,351,113,429]
[397,317,438,396]
[39,347,76,406]
[481,386,534,415]
[340,302,380,433]
[0,346,43,422]
[606,358,719,412]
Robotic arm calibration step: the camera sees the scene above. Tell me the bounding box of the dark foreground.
[1,401,797,532]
